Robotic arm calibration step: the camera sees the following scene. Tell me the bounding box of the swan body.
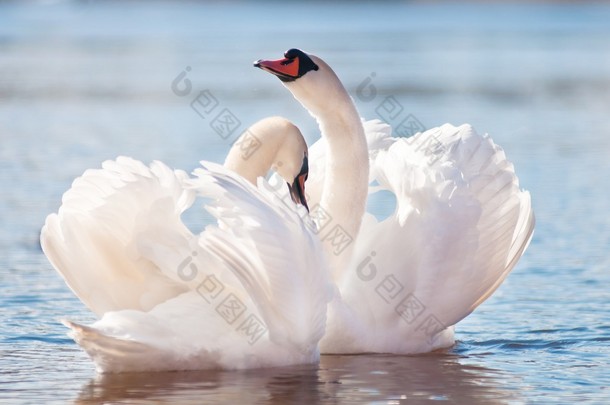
[41,117,332,372]
[255,49,535,354]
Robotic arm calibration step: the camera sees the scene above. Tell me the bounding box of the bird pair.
[41,49,534,372]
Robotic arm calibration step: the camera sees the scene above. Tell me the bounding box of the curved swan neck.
[306,71,369,263]
[319,99,368,228]
[224,117,306,186]
[317,93,364,146]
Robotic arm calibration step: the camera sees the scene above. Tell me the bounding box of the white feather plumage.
[42,157,332,372]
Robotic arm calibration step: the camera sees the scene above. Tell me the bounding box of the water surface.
[1,1,609,403]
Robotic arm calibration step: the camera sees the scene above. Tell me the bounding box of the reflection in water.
[75,353,518,404]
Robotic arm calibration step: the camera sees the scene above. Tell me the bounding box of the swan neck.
[224,117,305,186]
[314,85,369,266]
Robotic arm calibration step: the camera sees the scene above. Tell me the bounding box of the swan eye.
[284,48,300,59]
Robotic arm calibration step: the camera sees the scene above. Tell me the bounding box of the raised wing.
[41,157,195,316]
[334,123,534,351]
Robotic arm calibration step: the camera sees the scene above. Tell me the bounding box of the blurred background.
[1,1,609,403]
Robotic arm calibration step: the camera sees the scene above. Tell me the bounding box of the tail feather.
[62,320,156,372]
[62,320,220,373]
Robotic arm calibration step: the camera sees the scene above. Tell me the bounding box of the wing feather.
[322,122,534,353]
[190,163,333,350]
[41,157,195,316]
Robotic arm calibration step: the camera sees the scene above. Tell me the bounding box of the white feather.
[315,122,535,354]
[42,158,332,372]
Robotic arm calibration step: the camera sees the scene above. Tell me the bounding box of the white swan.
[255,49,535,353]
[41,116,333,372]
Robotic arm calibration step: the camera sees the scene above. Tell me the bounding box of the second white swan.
[41,117,332,372]
[255,49,535,354]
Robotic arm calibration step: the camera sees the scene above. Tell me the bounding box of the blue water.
[1,1,610,403]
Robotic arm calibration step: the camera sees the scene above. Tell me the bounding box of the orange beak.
[254,57,300,82]
[289,173,308,212]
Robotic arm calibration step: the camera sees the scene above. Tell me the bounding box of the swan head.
[254,49,346,118]
[224,116,309,211]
